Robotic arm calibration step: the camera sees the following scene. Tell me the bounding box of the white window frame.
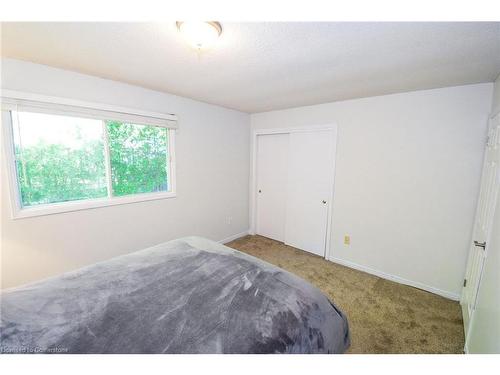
[1,90,177,219]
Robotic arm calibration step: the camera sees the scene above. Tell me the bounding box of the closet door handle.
[474,241,486,249]
[322,200,327,204]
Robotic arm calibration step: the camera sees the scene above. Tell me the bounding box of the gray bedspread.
[0,236,350,354]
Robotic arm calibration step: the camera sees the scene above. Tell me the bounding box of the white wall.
[467,75,500,353]
[491,73,500,117]
[251,84,493,299]
[0,58,250,289]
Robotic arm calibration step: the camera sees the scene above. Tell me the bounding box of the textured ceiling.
[1,22,500,113]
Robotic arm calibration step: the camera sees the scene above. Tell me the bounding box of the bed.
[0,236,350,354]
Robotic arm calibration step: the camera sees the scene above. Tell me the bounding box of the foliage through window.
[107,121,169,197]
[10,111,173,209]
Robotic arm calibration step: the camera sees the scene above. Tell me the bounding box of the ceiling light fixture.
[176,21,222,50]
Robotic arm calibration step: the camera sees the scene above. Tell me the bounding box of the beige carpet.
[227,235,464,354]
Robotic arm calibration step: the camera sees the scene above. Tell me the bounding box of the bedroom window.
[2,92,177,218]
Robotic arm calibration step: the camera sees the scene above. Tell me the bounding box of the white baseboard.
[328,256,460,301]
[219,230,250,244]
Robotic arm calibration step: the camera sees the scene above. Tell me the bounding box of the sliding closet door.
[256,133,289,242]
[284,130,335,256]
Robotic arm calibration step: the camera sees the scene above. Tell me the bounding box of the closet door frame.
[249,124,338,259]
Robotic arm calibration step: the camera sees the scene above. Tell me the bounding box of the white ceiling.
[1,22,500,113]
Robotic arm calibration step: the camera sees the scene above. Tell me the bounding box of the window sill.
[12,191,177,219]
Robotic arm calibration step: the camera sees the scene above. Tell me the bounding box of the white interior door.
[256,133,289,242]
[284,130,335,256]
[461,114,500,336]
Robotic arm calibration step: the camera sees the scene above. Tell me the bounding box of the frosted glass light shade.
[176,22,222,50]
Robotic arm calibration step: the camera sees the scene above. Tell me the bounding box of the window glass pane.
[12,111,108,207]
[106,121,169,196]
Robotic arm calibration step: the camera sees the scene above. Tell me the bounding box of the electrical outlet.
[344,235,350,245]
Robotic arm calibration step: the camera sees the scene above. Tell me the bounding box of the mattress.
[0,236,350,354]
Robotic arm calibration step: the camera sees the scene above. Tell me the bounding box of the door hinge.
[463,279,467,287]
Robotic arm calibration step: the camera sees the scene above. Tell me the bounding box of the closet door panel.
[285,130,335,256]
[256,133,289,242]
